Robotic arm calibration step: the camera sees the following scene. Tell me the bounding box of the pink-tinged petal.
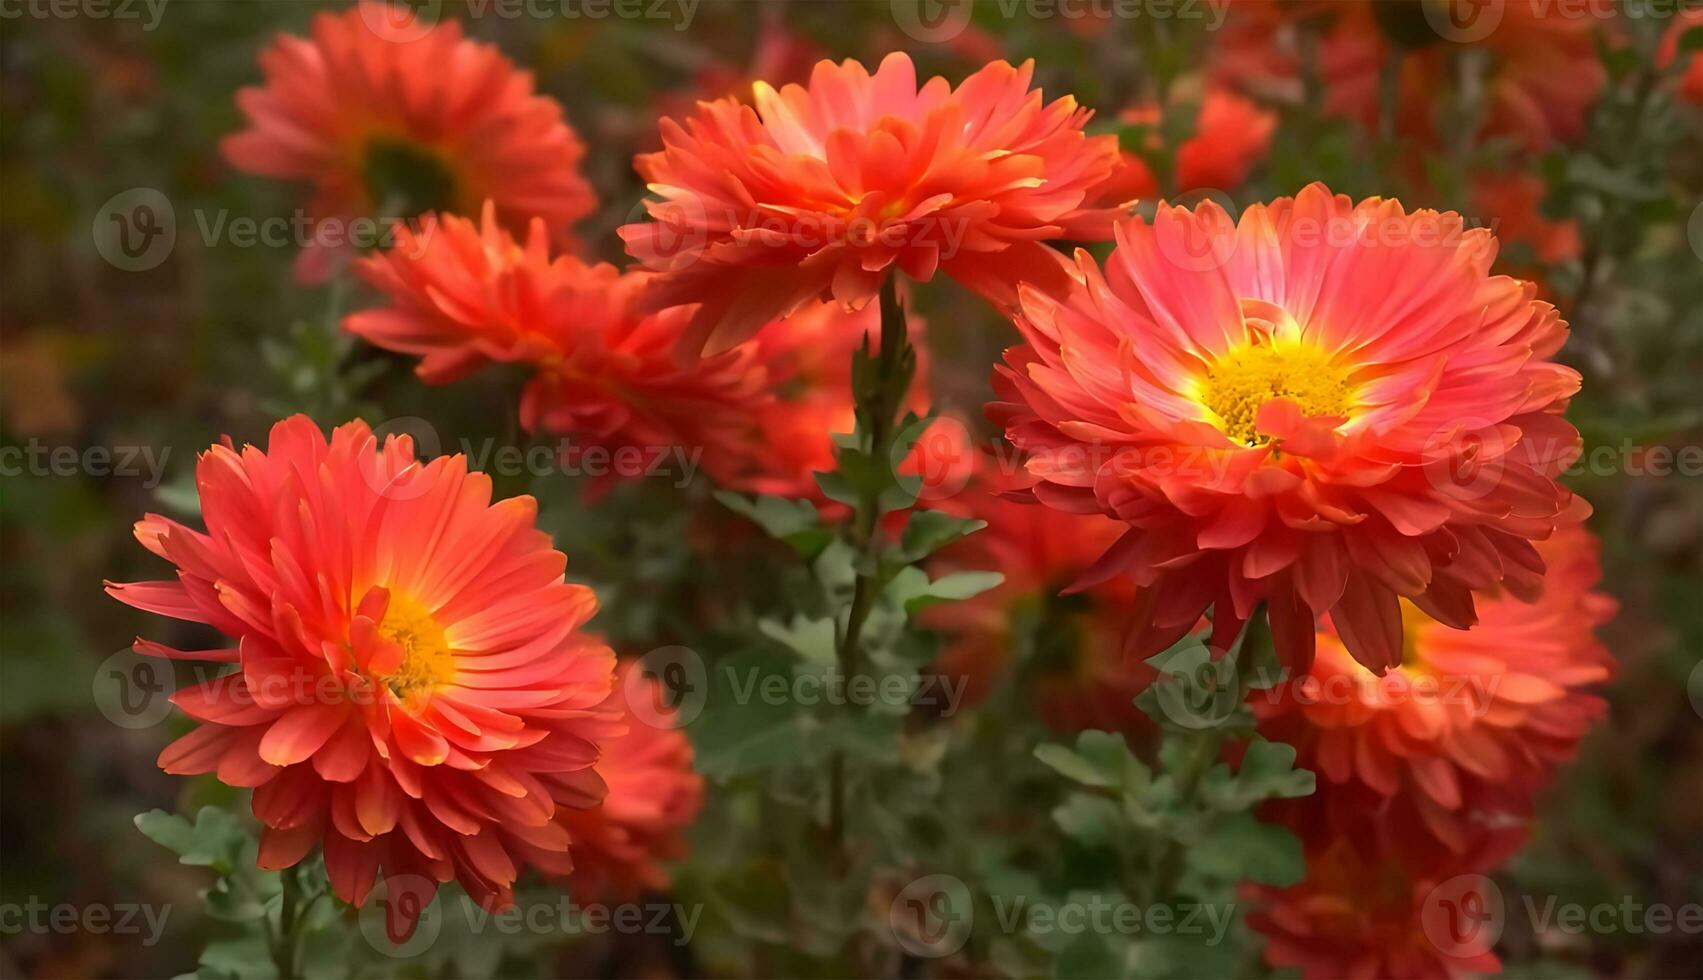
[1331,577,1402,675]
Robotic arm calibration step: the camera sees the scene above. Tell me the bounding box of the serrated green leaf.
[1188,812,1306,886]
[898,511,986,563]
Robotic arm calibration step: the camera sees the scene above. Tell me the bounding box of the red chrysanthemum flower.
[1093,87,1277,206]
[990,183,1589,674]
[1255,523,1615,856]
[223,3,596,282]
[345,204,769,491]
[556,661,704,901]
[1214,1,1604,157]
[924,465,1154,734]
[1246,835,1521,980]
[107,417,622,932]
[620,52,1122,351]
[1658,8,1703,105]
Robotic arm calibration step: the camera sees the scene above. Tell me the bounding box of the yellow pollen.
[1199,340,1354,446]
[376,597,456,700]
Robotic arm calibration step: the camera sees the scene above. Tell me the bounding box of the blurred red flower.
[223,3,596,282]
[107,417,622,934]
[990,183,1589,675]
[557,661,704,901]
[1215,0,1604,156]
[621,52,1122,352]
[1093,86,1277,206]
[924,464,1154,736]
[1658,8,1703,105]
[1246,834,1522,980]
[1256,523,1615,858]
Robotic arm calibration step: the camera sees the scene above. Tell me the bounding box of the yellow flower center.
[1199,340,1354,446]
[376,596,456,700]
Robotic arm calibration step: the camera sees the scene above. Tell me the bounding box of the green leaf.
[135,807,248,873]
[1199,738,1315,811]
[888,568,1004,614]
[1052,793,1125,847]
[713,491,832,558]
[758,614,837,666]
[1135,638,1250,733]
[899,511,986,563]
[1034,730,1151,794]
[1188,812,1306,886]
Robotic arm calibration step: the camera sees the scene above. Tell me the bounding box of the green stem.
[269,865,303,980]
[1147,609,1270,905]
[827,275,914,863]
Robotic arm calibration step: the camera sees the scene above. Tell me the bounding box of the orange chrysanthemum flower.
[107,417,621,932]
[1255,523,1615,856]
[345,204,768,490]
[223,3,595,281]
[1093,87,1277,206]
[924,465,1154,734]
[621,52,1122,351]
[556,661,704,901]
[990,183,1589,675]
[1246,835,1521,980]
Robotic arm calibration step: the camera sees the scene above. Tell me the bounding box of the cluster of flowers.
[103,0,1684,969]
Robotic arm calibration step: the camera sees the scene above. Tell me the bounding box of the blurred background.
[2,0,1701,977]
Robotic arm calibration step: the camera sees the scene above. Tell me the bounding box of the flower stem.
[1148,609,1270,905]
[268,864,304,980]
[828,274,914,863]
